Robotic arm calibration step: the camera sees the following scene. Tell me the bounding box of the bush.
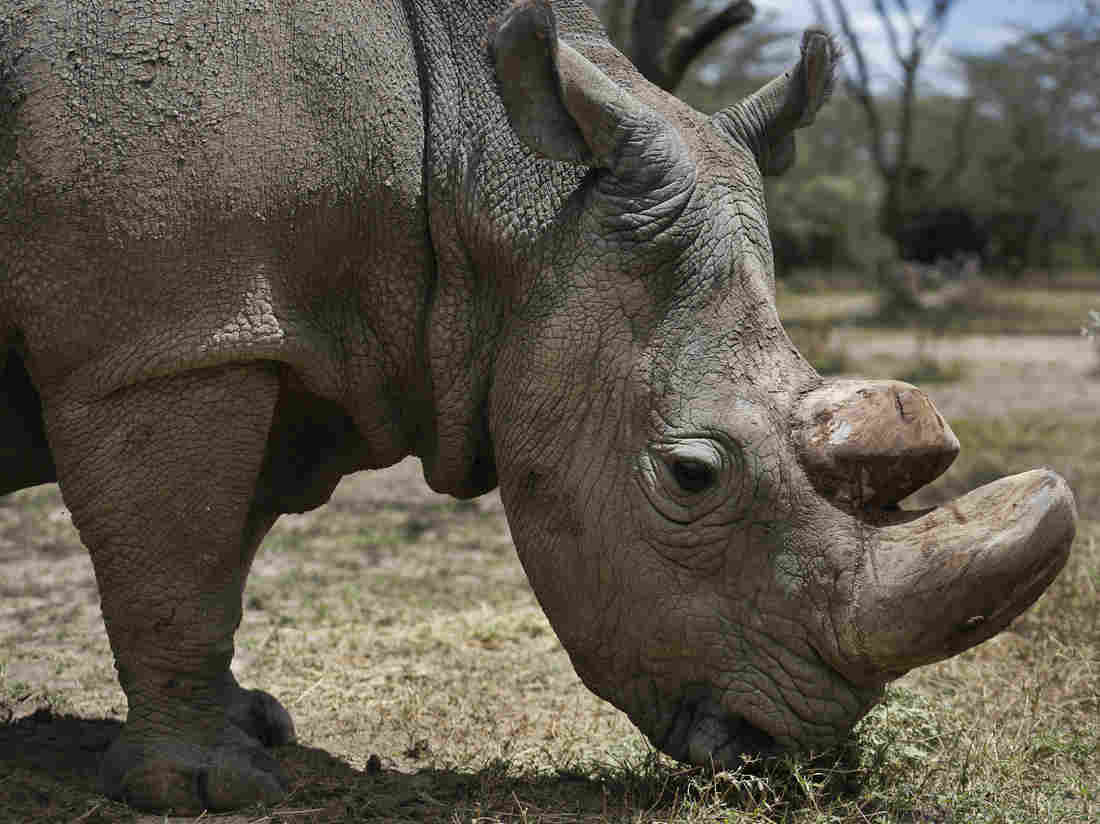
[875,254,982,326]
[768,174,891,277]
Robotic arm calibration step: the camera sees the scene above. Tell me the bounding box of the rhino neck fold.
[403,0,605,497]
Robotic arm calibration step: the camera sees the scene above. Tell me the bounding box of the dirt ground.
[1,331,1097,822]
[829,330,1100,418]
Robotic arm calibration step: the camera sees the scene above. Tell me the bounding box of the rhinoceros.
[0,0,1076,812]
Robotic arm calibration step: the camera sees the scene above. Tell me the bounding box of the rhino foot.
[101,723,289,813]
[226,684,297,747]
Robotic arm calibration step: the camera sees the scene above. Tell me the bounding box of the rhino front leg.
[43,363,293,812]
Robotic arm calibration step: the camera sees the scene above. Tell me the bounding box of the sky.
[754,0,1074,93]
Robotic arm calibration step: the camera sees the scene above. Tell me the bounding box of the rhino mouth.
[658,697,780,768]
[654,469,1075,768]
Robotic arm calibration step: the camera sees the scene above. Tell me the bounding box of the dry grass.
[3,364,1100,822]
[778,279,1100,336]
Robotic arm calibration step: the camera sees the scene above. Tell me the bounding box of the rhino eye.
[670,457,716,494]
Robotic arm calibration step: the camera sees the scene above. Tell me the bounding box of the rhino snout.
[791,381,1075,685]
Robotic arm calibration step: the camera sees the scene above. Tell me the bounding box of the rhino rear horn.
[491,0,683,188]
[713,29,839,176]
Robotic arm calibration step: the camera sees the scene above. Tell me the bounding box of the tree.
[587,1,927,274]
[810,0,972,247]
[587,0,757,92]
[959,0,1100,270]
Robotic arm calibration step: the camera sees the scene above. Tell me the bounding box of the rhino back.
[1,0,430,405]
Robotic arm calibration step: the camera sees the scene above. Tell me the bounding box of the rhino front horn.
[793,379,960,509]
[839,470,1076,681]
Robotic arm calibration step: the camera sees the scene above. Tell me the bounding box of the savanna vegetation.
[664,0,1100,279]
[2,1,1098,822]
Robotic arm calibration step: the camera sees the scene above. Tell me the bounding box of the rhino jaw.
[839,468,1076,682]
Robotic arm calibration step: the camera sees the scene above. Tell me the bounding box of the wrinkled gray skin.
[0,0,1076,813]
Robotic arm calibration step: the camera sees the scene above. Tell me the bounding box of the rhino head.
[484,1,1075,765]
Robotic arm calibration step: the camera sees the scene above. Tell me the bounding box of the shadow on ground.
[0,708,466,822]
[1,709,119,820]
[0,708,679,823]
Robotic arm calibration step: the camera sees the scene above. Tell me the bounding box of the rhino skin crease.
[0,0,1076,812]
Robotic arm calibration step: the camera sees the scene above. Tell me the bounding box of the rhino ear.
[713,29,839,176]
[491,0,593,164]
[491,0,672,177]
